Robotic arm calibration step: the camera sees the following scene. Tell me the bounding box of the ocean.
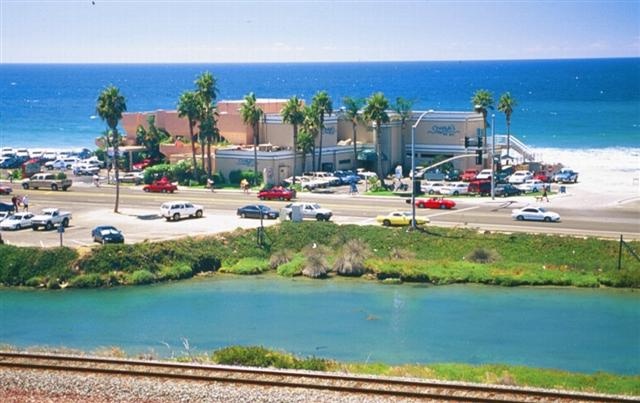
[1,58,639,151]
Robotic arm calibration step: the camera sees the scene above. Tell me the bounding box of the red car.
[533,171,552,183]
[461,169,478,182]
[411,197,456,209]
[132,158,156,171]
[258,186,295,201]
[0,184,12,195]
[142,177,177,193]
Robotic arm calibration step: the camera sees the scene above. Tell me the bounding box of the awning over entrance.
[357,149,387,161]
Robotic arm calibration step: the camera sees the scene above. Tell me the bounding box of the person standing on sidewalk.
[22,195,29,212]
[207,177,215,192]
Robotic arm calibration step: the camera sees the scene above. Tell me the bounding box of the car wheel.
[62,218,69,227]
[51,184,58,191]
[195,210,203,218]
[316,214,324,221]
[453,191,459,196]
[162,189,167,193]
[382,219,391,227]
[241,212,246,218]
[288,212,292,220]
[544,217,551,222]
[440,204,446,209]
[172,213,180,221]
[32,226,38,231]
[428,190,434,195]
[22,183,29,190]
[143,188,150,192]
[516,215,524,221]
[417,203,423,208]
[16,224,21,230]
[45,222,53,231]
[259,196,265,200]
[279,196,284,201]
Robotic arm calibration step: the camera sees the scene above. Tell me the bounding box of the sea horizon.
[1,58,639,152]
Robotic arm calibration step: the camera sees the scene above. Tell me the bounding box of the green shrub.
[220,257,270,275]
[211,346,330,371]
[158,263,193,281]
[276,254,305,277]
[126,270,155,285]
[24,276,45,287]
[69,273,105,288]
[467,248,499,264]
[228,169,261,185]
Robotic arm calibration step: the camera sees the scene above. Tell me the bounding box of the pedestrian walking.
[207,177,215,192]
[542,186,549,202]
[349,180,359,195]
[241,178,249,194]
[11,195,19,211]
[22,195,29,212]
[93,174,100,187]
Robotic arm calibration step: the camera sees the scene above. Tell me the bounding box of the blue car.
[333,170,361,185]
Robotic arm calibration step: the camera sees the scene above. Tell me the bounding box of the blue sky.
[1,0,638,63]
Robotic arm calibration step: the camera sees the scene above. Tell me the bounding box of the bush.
[276,254,305,277]
[228,169,261,185]
[220,257,270,275]
[467,248,499,264]
[211,346,330,371]
[24,276,45,287]
[69,273,105,288]
[158,263,193,281]
[126,270,155,285]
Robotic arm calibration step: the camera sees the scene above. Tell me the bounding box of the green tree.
[498,92,517,158]
[393,97,414,172]
[136,115,169,162]
[471,89,494,167]
[363,92,390,180]
[302,104,320,173]
[280,96,305,185]
[311,91,333,172]
[342,96,364,171]
[240,92,264,184]
[177,90,200,177]
[96,85,127,213]
[297,130,314,174]
[196,72,219,176]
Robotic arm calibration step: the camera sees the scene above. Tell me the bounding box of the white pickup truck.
[280,202,333,221]
[31,208,72,231]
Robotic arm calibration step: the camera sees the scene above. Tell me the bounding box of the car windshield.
[311,204,321,209]
[257,205,269,210]
[538,208,547,213]
[100,228,120,235]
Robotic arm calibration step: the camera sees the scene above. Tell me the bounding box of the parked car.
[356,169,378,181]
[410,197,456,209]
[0,156,23,169]
[132,158,156,171]
[0,202,15,212]
[72,163,100,176]
[421,181,446,195]
[307,171,341,186]
[553,168,578,183]
[45,157,80,170]
[516,179,545,193]
[258,186,295,201]
[91,225,125,244]
[0,212,34,230]
[494,183,523,197]
[439,182,469,196]
[508,170,533,184]
[143,177,177,193]
[31,208,72,231]
[444,169,461,182]
[511,206,560,222]
[467,179,491,196]
[237,204,280,219]
[376,211,429,227]
[0,184,12,195]
[333,170,361,185]
[475,169,493,180]
[461,169,478,182]
[0,211,11,222]
[118,172,144,184]
[533,171,552,183]
[281,202,332,221]
[160,201,204,221]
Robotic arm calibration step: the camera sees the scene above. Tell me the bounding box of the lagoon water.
[1,276,638,374]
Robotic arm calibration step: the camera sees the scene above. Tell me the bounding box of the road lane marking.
[427,206,479,218]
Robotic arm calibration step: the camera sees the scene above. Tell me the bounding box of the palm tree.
[394,97,414,171]
[471,89,494,168]
[302,104,320,173]
[280,96,305,185]
[96,85,127,213]
[498,92,517,159]
[177,91,200,177]
[196,72,219,175]
[240,92,264,185]
[297,130,314,174]
[342,96,364,171]
[363,92,390,180]
[311,91,332,172]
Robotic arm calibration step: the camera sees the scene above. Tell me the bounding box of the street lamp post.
[491,113,496,200]
[411,110,433,229]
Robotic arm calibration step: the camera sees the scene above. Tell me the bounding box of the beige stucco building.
[118,99,486,184]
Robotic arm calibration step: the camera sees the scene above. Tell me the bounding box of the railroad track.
[0,351,635,402]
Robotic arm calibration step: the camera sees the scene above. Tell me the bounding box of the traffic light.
[477,136,483,148]
[464,136,470,148]
[475,150,483,165]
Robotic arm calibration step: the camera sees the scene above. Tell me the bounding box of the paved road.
[1,181,638,247]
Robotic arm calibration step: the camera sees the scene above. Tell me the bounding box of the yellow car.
[376,211,430,227]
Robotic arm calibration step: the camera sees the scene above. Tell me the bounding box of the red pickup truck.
[142,177,177,193]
